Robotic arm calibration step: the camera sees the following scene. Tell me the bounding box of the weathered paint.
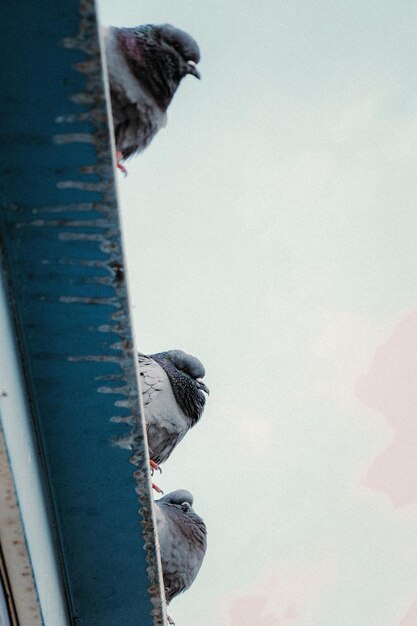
[0,1,166,624]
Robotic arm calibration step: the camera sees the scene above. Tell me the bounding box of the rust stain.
[0,433,42,624]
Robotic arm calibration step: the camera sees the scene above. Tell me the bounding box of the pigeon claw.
[167,615,175,626]
[152,482,164,494]
[116,151,128,176]
[150,459,162,475]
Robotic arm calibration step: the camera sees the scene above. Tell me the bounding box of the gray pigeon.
[139,350,209,470]
[104,24,201,167]
[155,489,207,618]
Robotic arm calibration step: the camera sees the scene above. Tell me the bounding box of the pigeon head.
[116,24,201,111]
[150,349,209,425]
[156,489,206,545]
[157,489,194,511]
[156,24,201,79]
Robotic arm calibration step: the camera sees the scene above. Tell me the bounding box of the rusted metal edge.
[56,1,167,623]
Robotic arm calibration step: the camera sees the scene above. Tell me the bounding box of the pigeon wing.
[155,496,207,604]
[138,354,188,464]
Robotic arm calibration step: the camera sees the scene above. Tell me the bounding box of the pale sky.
[98,2,417,625]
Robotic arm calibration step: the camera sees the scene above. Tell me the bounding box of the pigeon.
[154,489,207,621]
[104,23,201,171]
[139,350,209,474]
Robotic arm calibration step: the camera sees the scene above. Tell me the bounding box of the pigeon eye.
[181,502,191,512]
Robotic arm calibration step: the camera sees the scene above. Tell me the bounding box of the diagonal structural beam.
[0,1,166,624]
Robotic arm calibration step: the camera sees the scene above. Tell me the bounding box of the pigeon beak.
[196,379,209,395]
[186,60,201,79]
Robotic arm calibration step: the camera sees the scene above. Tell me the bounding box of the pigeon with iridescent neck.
[104,24,201,172]
[155,489,207,623]
[139,350,209,482]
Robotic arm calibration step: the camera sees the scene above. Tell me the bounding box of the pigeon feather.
[155,489,207,604]
[139,349,209,465]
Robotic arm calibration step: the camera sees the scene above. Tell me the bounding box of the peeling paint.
[97,386,130,395]
[53,133,95,145]
[59,295,119,306]
[15,219,113,229]
[58,232,106,241]
[32,203,96,214]
[56,180,110,192]
[68,355,121,363]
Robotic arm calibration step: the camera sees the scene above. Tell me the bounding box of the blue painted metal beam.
[0,1,165,624]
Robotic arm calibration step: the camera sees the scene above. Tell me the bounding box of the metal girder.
[0,1,166,624]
